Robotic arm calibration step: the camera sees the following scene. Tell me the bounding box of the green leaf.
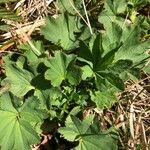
[0,93,40,150]
[95,44,122,71]
[129,0,150,8]
[44,51,74,86]
[78,34,103,65]
[90,34,104,67]
[99,3,150,65]
[96,71,124,91]
[98,0,127,27]
[95,73,111,91]
[101,22,123,55]
[19,96,48,123]
[57,0,82,14]
[79,34,124,90]
[2,63,34,97]
[76,134,118,150]
[95,72,124,91]
[81,65,93,80]
[45,51,81,86]
[98,1,148,64]
[41,14,81,50]
[108,60,133,74]
[59,115,95,141]
[78,41,93,63]
[34,87,62,110]
[19,40,43,57]
[67,65,82,85]
[58,115,118,150]
[114,25,150,63]
[143,64,150,74]
[91,91,117,109]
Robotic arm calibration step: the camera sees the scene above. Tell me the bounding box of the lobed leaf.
[45,51,81,86]
[59,115,118,150]
[3,63,34,97]
[41,14,81,50]
[0,93,41,150]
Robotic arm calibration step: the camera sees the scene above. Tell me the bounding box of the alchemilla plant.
[0,0,149,149]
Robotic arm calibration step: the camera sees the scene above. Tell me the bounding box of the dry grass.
[110,75,150,150]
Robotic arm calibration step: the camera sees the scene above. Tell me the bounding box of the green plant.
[0,0,149,149]
[59,115,118,150]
